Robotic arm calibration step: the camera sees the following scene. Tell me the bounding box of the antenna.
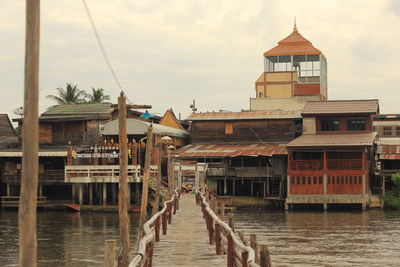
[189,99,197,113]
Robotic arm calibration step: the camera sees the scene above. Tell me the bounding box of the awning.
[0,151,67,157]
[173,143,287,158]
[378,145,400,160]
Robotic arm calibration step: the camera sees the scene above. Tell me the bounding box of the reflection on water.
[233,209,400,267]
[0,211,139,267]
[1,209,400,266]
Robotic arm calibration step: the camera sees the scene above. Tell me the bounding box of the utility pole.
[138,125,153,240]
[152,144,161,215]
[19,1,40,267]
[118,92,129,267]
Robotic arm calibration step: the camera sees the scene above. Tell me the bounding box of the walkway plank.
[152,194,226,267]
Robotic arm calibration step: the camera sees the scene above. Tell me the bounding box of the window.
[302,177,306,184]
[332,176,335,184]
[291,177,295,184]
[313,177,317,184]
[321,118,340,131]
[347,117,365,131]
[383,127,392,136]
[341,177,344,184]
[308,177,312,184]
[349,176,353,184]
[225,123,233,135]
[319,176,323,184]
[297,177,300,184]
[358,176,362,184]
[396,127,400,137]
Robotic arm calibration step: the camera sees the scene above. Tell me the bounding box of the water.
[0,211,139,267]
[1,210,400,266]
[233,209,400,267]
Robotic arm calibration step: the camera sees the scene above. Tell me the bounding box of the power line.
[81,0,125,94]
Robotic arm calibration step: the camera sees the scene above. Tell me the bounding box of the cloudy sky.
[1,0,400,121]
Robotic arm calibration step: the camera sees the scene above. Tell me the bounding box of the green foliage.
[384,173,400,209]
[85,87,111,104]
[47,83,87,104]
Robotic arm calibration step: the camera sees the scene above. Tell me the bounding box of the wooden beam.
[111,104,152,109]
[19,1,40,266]
[117,92,130,267]
[103,240,116,267]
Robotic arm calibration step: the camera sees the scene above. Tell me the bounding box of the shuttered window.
[225,123,233,134]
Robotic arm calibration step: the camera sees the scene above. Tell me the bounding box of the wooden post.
[221,202,225,220]
[117,92,130,267]
[19,1,40,266]
[260,244,272,267]
[155,217,161,242]
[241,251,249,267]
[103,183,107,206]
[152,145,162,216]
[103,240,116,267]
[228,213,234,231]
[250,234,260,264]
[162,212,167,235]
[138,125,153,240]
[227,233,234,267]
[215,223,222,255]
[237,231,248,246]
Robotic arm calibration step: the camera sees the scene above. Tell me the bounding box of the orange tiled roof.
[302,99,379,115]
[286,133,376,148]
[264,26,322,57]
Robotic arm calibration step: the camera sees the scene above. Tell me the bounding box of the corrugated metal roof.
[43,104,114,116]
[173,143,287,158]
[187,110,302,121]
[302,99,379,115]
[286,133,376,148]
[0,151,68,157]
[100,119,189,138]
[0,114,15,137]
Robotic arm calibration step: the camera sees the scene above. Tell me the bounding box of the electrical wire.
[81,0,125,94]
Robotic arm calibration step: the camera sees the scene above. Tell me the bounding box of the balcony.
[227,167,273,178]
[65,165,158,183]
[327,159,362,170]
[3,169,65,183]
[291,160,323,171]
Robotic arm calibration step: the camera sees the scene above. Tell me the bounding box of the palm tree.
[86,87,111,104]
[47,83,87,104]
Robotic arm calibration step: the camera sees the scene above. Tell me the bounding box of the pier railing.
[196,190,262,267]
[129,189,180,267]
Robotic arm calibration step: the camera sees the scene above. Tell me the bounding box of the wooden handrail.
[129,189,180,267]
[196,190,261,267]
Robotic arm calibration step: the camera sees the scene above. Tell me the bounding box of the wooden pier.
[151,194,226,267]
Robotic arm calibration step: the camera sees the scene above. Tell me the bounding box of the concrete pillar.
[112,183,117,205]
[194,171,200,190]
[72,184,76,203]
[323,174,327,195]
[79,184,83,205]
[103,183,107,206]
[362,175,366,195]
[38,184,43,197]
[177,171,182,189]
[89,183,93,205]
[223,178,227,196]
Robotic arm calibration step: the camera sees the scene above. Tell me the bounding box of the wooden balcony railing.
[290,160,323,170]
[3,169,64,183]
[327,159,362,170]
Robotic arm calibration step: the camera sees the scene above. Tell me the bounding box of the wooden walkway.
[152,194,226,267]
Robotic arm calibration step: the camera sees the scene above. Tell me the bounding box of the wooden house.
[174,110,302,198]
[285,100,379,210]
[373,114,400,194]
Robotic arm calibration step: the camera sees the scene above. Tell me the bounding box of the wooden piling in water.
[19,1,40,266]
[250,234,260,264]
[260,244,272,267]
[103,240,116,267]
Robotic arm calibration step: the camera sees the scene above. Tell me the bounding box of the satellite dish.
[13,107,24,116]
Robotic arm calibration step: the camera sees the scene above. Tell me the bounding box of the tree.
[85,87,111,104]
[47,83,87,104]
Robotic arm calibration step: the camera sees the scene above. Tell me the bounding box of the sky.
[1,0,400,122]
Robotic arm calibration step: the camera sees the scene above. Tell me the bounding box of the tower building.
[251,23,327,110]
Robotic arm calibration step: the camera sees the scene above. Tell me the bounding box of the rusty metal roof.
[172,143,287,158]
[302,99,379,115]
[286,133,376,148]
[187,110,301,121]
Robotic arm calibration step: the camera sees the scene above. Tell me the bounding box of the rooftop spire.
[293,17,298,33]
